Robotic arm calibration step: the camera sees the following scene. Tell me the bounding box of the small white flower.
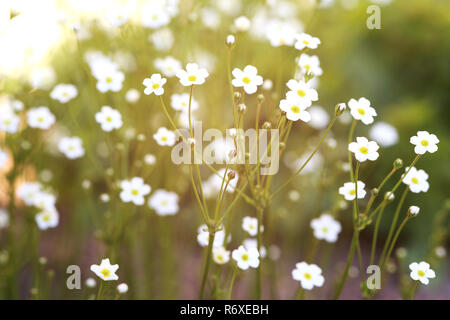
[176,63,209,86]
[90,258,119,281]
[106,9,129,27]
[154,56,182,77]
[402,167,429,193]
[58,136,85,159]
[125,89,140,103]
[294,33,321,51]
[153,127,176,146]
[266,21,297,47]
[226,34,235,45]
[50,84,78,103]
[263,79,273,90]
[291,262,325,290]
[96,69,125,93]
[298,54,322,76]
[369,122,399,147]
[348,97,376,125]
[231,65,263,94]
[0,111,20,133]
[409,206,420,216]
[308,106,330,130]
[232,245,260,270]
[143,73,167,96]
[149,28,174,51]
[119,177,151,206]
[85,277,97,288]
[348,137,380,162]
[213,247,231,265]
[242,216,262,237]
[95,106,123,132]
[409,261,435,285]
[243,239,267,259]
[17,182,42,205]
[234,16,250,31]
[197,224,227,248]
[285,79,318,108]
[339,181,366,201]
[0,149,8,169]
[117,283,128,294]
[279,96,311,122]
[0,209,9,229]
[35,210,59,230]
[144,154,156,165]
[310,214,342,243]
[148,189,179,216]
[170,93,199,112]
[142,7,170,29]
[410,131,439,155]
[33,191,57,212]
[27,106,55,130]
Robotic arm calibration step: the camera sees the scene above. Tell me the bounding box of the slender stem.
[369,203,386,266]
[96,281,104,300]
[333,230,357,299]
[199,230,216,299]
[256,206,263,300]
[409,281,419,300]
[296,287,305,300]
[227,264,238,300]
[381,216,410,270]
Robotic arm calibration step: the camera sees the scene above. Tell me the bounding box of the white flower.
[232,245,260,270]
[117,283,128,293]
[294,33,321,51]
[234,16,250,32]
[197,224,227,248]
[106,9,129,27]
[143,73,167,96]
[50,84,78,103]
[0,149,8,169]
[29,67,56,90]
[243,239,267,259]
[85,278,97,288]
[369,122,399,147]
[285,79,318,108]
[144,154,156,165]
[298,54,322,76]
[213,247,230,265]
[339,181,366,201]
[242,216,262,237]
[170,93,199,112]
[58,137,85,159]
[95,106,123,132]
[96,69,125,93]
[348,137,380,162]
[119,177,151,206]
[142,6,170,29]
[148,189,179,216]
[226,34,235,45]
[308,106,330,130]
[153,127,176,146]
[263,79,273,90]
[149,28,174,51]
[231,65,263,94]
[310,214,342,243]
[33,191,57,212]
[35,210,59,230]
[410,131,439,155]
[90,258,119,281]
[154,56,182,77]
[279,96,311,122]
[291,262,324,290]
[0,111,20,133]
[0,209,9,229]
[176,63,209,86]
[27,106,55,130]
[409,261,435,285]
[402,167,429,193]
[125,89,140,103]
[409,206,420,216]
[348,97,376,125]
[18,182,42,205]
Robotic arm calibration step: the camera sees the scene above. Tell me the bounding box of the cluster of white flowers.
[86,53,125,93]
[279,79,318,122]
[0,102,21,134]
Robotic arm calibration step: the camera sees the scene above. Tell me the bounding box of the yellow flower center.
[291,105,301,114]
[161,200,168,206]
[37,117,44,123]
[241,254,249,261]
[421,139,428,147]
[242,77,251,84]
[359,146,369,154]
[297,89,306,97]
[101,268,111,277]
[131,189,139,196]
[303,40,309,45]
[358,108,365,115]
[411,177,419,184]
[42,214,51,222]
[161,136,167,142]
[304,64,311,70]
[322,227,328,233]
[417,270,425,277]
[349,189,356,196]
[106,77,113,83]
[106,116,112,122]
[152,83,160,89]
[4,119,11,125]
[188,75,197,82]
[217,255,223,261]
[304,272,312,279]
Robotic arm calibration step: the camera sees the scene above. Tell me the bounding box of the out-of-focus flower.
[298,54,322,76]
[95,106,123,132]
[308,106,330,130]
[369,122,399,147]
[294,33,321,51]
[29,67,56,90]
[119,177,151,206]
[58,137,85,159]
[95,68,125,93]
[243,239,267,259]
[0,149,8,169]
[176,63,209,86]
[0,209,9,229]
[202,169,239,198]
[410,131,439,155]
[154,56,182,77]
[292,262,325,290]
[242,216,261,237]
[348,97,376,125]
[213,247,230,265]
[171,93,199,112]
[339,181,366,201]
[148,189,179,216]
[232,65,263,94]
[409,261,435,285]
[90,258,119,281]
[125,89,140,103]
[402,167,429,193]
[117,283,128,294]
[50,84,78,103]
[85,277,96,288]
[18,182,42,205]
[27,106,55,130]
[0,110,20,133]
[149,28,174,51]
[35,210,59,230]
[144,154,156,165]
[310,214,342,243]
[197,224,227,248]
[232,245,260,270]
[143,73,167,96]
[153,127,176,146]
[234,16,250,32]
[348,137,380,162]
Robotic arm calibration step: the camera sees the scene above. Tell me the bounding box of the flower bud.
[408,205,420,217]
[257,94,265,103]
[227,170,236,180]
[117,283,129,294]
[137,134,146,142]
[384,191,395,201]
[335,103,346,116]
[263,121,271,129]
[233,91,241,100]
[371,188,379,196]
[238,103,246,113]
[226,34,235,47]
[393,158,403,169]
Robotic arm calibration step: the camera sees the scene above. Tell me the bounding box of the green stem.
[199,230,216,299]
[96,281,104,300]
[381,216,410,270]
[333,230,357,300]
[227,264,237,300]
[369,203,386,266]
